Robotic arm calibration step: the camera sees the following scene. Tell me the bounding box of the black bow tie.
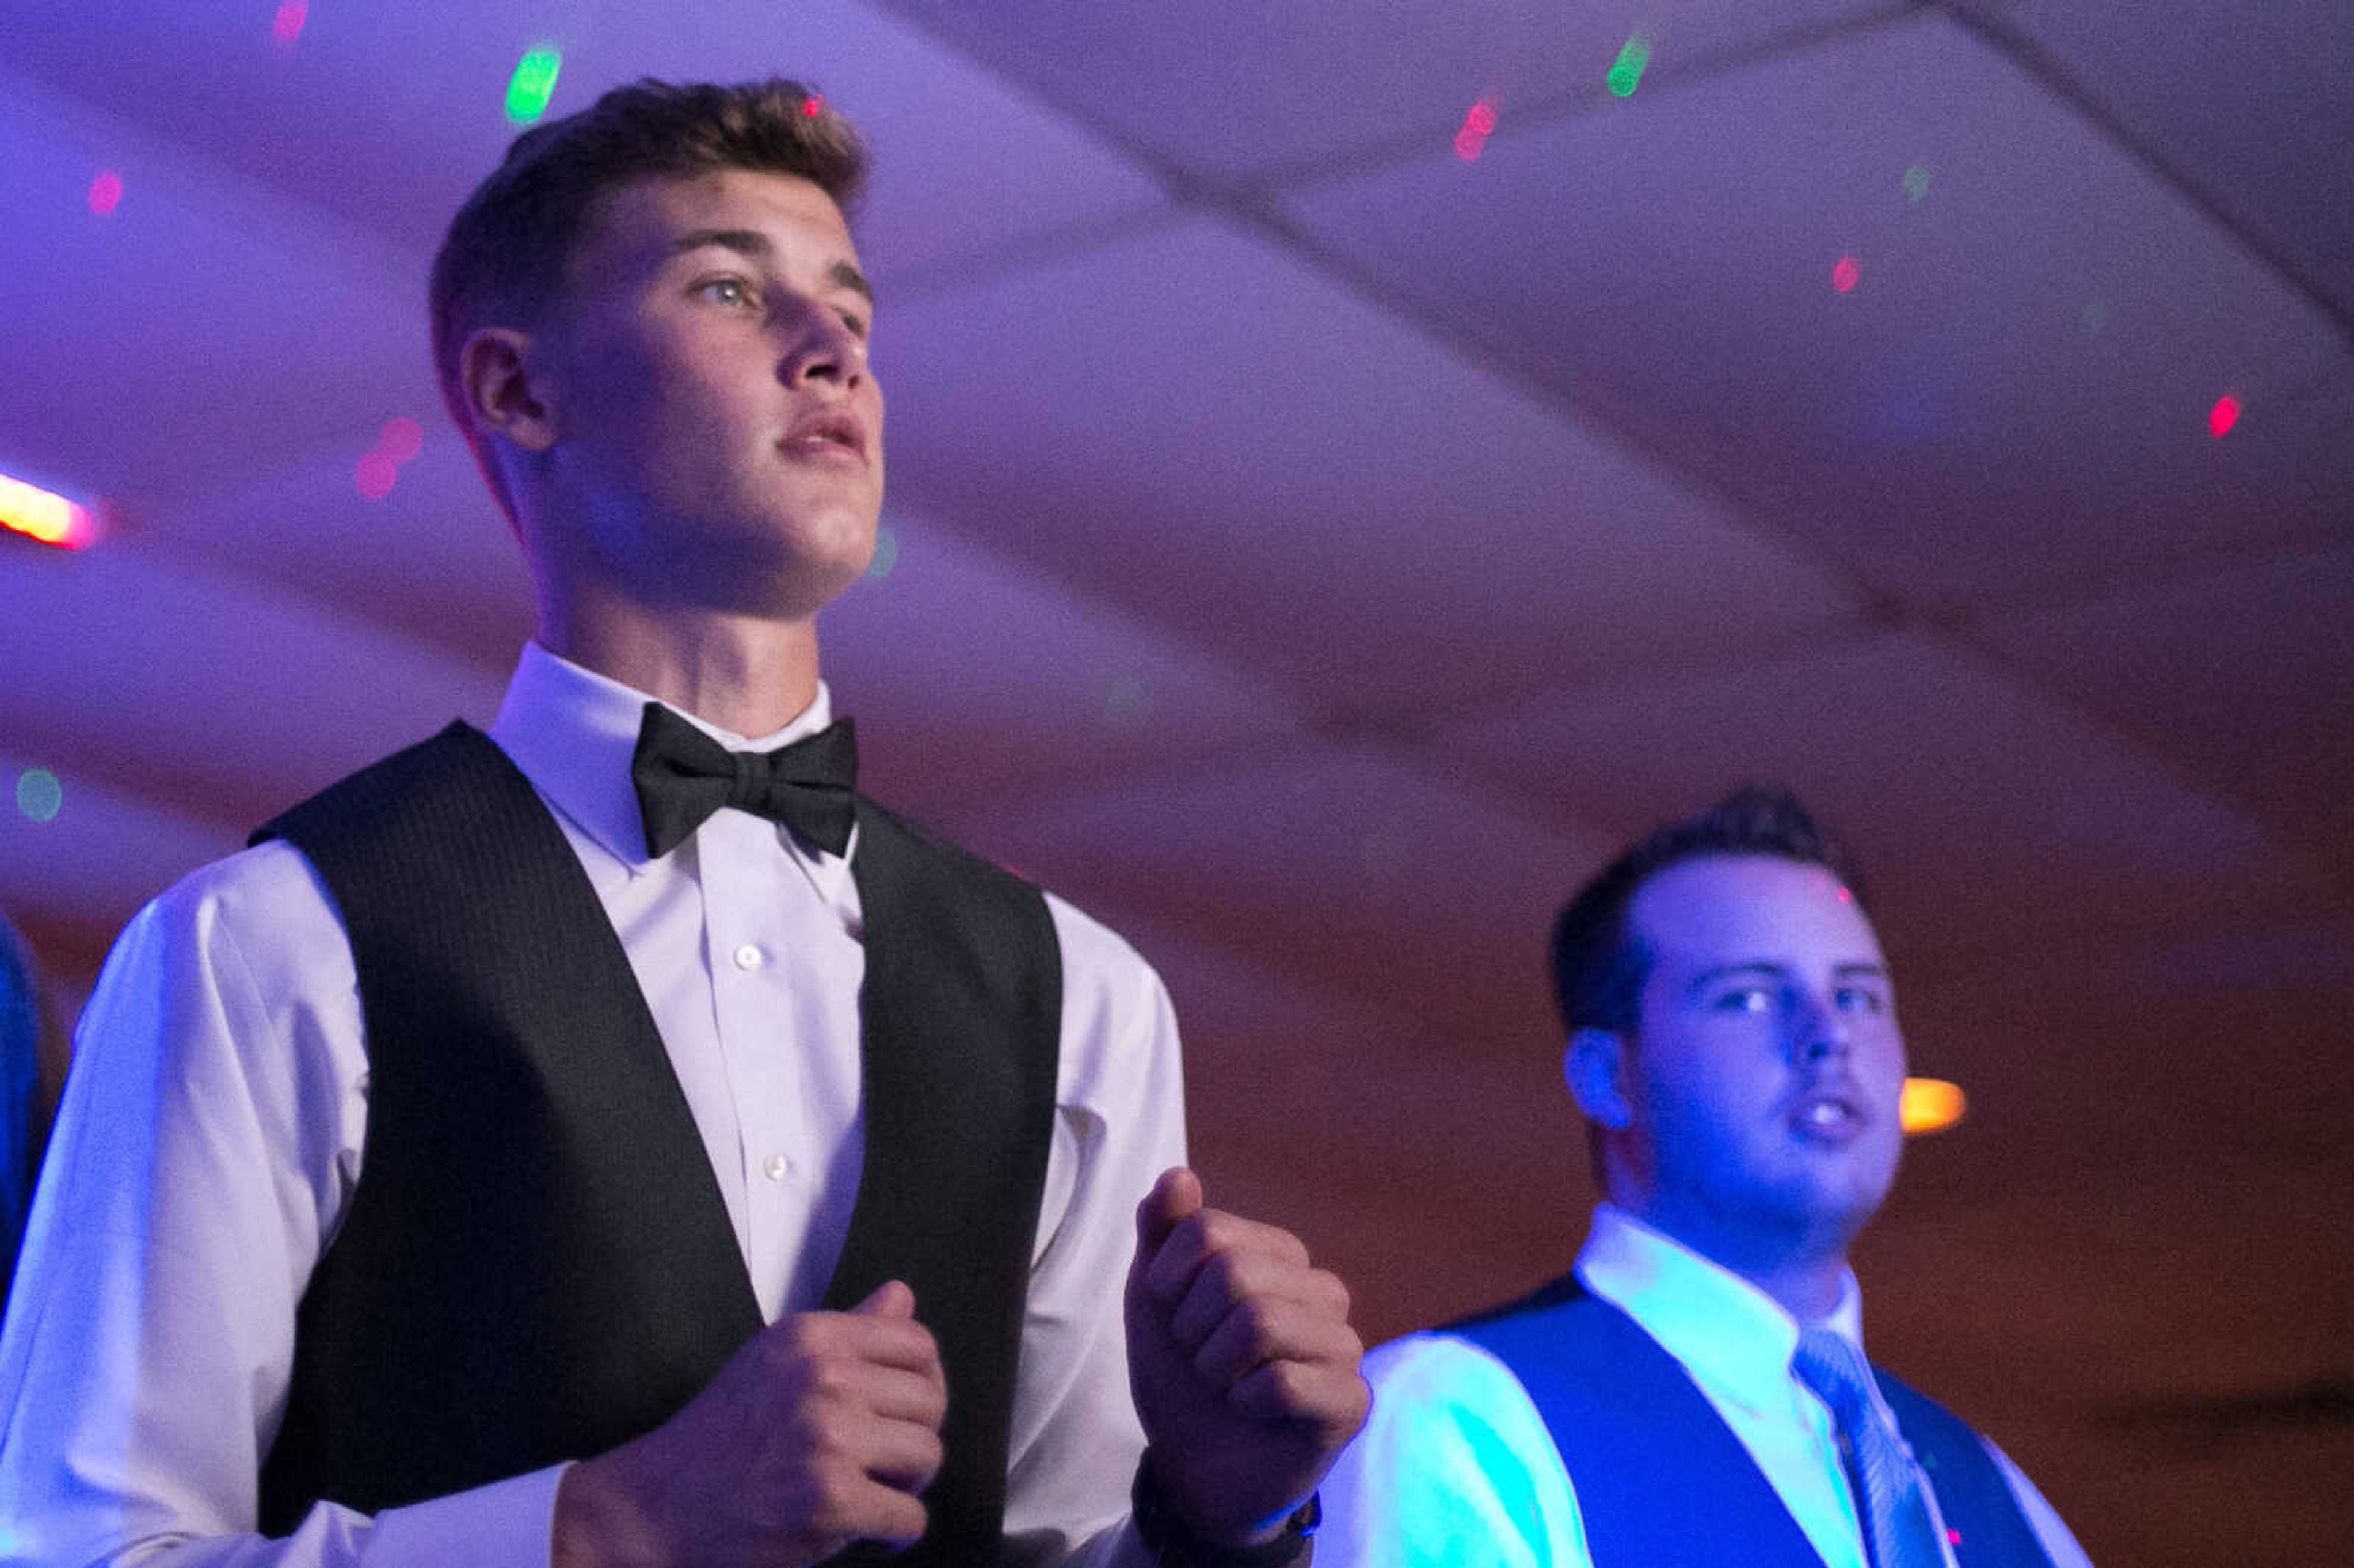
[630,702,859,860]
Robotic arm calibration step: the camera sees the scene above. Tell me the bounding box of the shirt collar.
[487,640,837,867]
[1575,1204,1867,1417]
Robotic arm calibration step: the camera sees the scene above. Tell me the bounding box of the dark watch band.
[1130,1460,1320,1567]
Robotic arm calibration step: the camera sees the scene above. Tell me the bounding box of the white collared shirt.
[0,643,1176,1568]
[1317,1205,2095,1568]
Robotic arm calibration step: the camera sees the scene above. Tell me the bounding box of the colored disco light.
[379,416,425,463]
[1454,97,1498,161]
[2209,394,2241,438]
[354,450,399,500]
[356,414,425,497]
[1831,255,1861,293]
[505,45,563,125]
[272,0,307,47]
[1902,164,1930,202]
[0,470,104,550]
[15,769,63,825]
[1899,1077,1965,1135]
[87,170,124,215]
[801,94,826,119]
[1606,34,1651,98]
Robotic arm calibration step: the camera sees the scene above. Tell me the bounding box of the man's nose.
[777,302,866,388]
[1791,991,1851,1064]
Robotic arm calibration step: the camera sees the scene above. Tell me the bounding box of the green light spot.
[1902,165,1931,202]
[505,45,563,125]
[1607,34,1651,98]
[15,769,62,824]
[864,525,899,582]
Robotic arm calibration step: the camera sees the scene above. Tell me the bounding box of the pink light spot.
[272,0,308,46]
[801,94,825,118]
[1831,255,1861,294]
[1455,98,1498,161]
[87,170,124,216]
[1947,1529,1964,1547]
[378,416,425,463]
[2208,394,2241,439]
[1836,886,1854,904]
[355,451,399,500]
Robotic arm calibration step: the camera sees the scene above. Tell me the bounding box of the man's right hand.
[552,1280,947,1568]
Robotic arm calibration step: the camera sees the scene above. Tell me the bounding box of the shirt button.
[732,943,764,971]
[762,1153,790,1183]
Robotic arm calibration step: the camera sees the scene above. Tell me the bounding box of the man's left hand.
[1124,1166,1371,1546]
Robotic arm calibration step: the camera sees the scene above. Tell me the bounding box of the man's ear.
[458,327,558,455]
[1564,1027,1632,1130]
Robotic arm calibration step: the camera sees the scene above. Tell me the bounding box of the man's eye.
[1835,987,1888,1016]
[697,277,754,308]
[1713,988,1774,1014]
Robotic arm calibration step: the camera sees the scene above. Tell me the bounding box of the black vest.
[251,722,1061,1567]
[1450,1275,2056,1568]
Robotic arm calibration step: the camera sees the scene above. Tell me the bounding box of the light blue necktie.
[1792,1327,1949,1568]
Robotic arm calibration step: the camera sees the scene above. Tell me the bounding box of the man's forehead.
[1628,854,1880,967]
[573,169,858,274]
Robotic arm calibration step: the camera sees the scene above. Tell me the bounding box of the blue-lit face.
[524,169,884,621]
[1612,855,1907,1265]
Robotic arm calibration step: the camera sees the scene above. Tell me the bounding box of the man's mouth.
[780,409,867,463]
[1790,1087,1868,1141]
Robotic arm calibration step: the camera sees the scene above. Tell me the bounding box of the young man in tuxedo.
[0,78,1365,1568]
[1317,787,2092,1568]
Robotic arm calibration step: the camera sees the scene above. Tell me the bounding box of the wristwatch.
[1130,1460,1320,1567]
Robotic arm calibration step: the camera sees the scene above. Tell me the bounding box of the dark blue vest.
[249,722,1061,1568]
[1451,1274,2055,1568]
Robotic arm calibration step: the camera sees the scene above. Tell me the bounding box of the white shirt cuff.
[364,1462,569,1568]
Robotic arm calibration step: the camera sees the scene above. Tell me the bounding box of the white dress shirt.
[1317,1206,2095,1568]
[0,644,1177,1568]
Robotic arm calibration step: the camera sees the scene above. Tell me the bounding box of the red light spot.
[1455,97,1498,161]
[87,170,124,215]
[378,417,425,463]
[354,451,399,500]
[1836,886,1854,904]
[272,0,307,45]
[2208,394,2241,439]
[801,95,825,118]
[1831,256,1861,294]
[1948,1529,1964,1547]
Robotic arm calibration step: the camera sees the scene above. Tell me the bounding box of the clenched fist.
[1124,1168,1371,1547]
[553,1280,947,1568]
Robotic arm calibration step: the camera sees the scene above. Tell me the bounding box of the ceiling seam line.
[1930,2,2354,349]
[1224,1,1935,198]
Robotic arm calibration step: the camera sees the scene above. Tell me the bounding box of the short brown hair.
[1550,785,1870,1038]
[428,77,869,506]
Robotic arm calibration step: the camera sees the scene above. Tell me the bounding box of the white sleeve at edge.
[0,847,572,1568]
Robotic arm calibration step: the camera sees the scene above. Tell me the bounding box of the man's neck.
[538,585,823,739]
[1620,1198,1854,1324]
